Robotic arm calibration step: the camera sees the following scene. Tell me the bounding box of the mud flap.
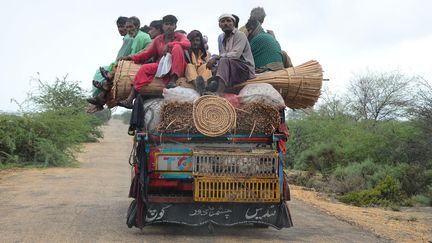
[126,199,137,228]
[140,202,293,229]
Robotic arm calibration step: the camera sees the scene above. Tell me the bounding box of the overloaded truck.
[112,60,323,230]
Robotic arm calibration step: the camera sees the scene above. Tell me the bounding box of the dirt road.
[0,120,385,242]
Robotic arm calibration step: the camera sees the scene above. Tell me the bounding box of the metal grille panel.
[194,177,280,203]
[193,149,278,177]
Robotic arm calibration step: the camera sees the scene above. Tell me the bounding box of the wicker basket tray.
[194,176,280,203]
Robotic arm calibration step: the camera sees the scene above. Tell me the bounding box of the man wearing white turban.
[205,14,255,92]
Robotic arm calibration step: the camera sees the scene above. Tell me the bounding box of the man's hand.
[118,56,132,61]
[206,56,220,69]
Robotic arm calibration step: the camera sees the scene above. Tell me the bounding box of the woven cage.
[193,149,278,177]
[194,176,280,203]
[193,95,237,137]
[228,60,323,109]
[105,60,166,108]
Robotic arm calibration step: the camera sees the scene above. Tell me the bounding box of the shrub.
[338,175,406,207]
[294,143,337,176]
[329,159,391,193]
[286,112,423,169]
[0,76,105,167]
[412,194,432,206]
[93,108,111,124]
[389,164,432,196]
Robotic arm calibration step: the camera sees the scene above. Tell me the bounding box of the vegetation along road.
[0,120,411,242]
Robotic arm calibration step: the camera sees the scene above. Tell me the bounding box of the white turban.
[218,13,235,22]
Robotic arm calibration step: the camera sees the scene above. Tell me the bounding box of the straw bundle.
[157,98,280,135]
[193,95,237,137]
[157,101,197,133]
[236,103,280,135]
[105,60,165,108]
[229,60,323,109]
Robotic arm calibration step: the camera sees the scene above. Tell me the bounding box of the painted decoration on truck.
[156,153,192,171]
[149,147,193,172]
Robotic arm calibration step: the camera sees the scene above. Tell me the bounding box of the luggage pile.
[106,60,323,110]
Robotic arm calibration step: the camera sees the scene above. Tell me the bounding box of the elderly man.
[117,15,190,108]
[245,19,284,73]
[125,16,152,55]
[240,7,275,38]
[206,14,255,92]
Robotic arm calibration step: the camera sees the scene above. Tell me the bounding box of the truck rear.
[126,96,293,230]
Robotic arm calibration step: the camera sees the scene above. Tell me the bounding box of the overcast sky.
[1,0,431,112]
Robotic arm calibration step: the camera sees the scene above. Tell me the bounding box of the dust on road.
[0,120,385,242]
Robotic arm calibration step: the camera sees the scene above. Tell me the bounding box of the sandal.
[92,80,111,91]
[99,67,112,81]
[117,99,133,109]
[166,81,177,89]
[86,96,105,106]
[86,104,104,113]
[194,76,205,95]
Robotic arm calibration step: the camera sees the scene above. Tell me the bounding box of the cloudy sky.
[1,0,431,112]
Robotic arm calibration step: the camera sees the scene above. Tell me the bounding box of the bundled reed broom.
[228,60,323,109]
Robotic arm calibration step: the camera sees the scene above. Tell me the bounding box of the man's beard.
[223,28,233,35]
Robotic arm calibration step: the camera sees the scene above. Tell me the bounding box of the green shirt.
[131,31,152,55]
[116,34,134,60]
[92,31,151,97]
[249,31,284,71]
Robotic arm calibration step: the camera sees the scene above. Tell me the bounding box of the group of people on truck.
[87,7,292,112]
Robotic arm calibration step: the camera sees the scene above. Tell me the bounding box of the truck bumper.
[143,202,293,229]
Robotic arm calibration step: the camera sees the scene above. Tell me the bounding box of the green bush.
[286,113,422,171]
[338,175,406,207]
[0,76,105,167]
[93,108,112,124]
[329,159,393,193]
[412,194,432,206]
[294,143,337,176]
[389,164,432,196]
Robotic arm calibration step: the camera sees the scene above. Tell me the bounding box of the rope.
[112,61,122,100]
[292,76,304,105]
[284,67,292,102]
[193,95,236,137]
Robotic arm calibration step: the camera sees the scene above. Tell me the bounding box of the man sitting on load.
[205,14,255,92]
[86,16,131,112]
[117,15,191,109]
[245,19,284,73]
[87,16,152,108]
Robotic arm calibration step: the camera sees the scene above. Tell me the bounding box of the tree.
[348,70,417,121]
[415,78,432,133]
[28,74,87,112]
[409,78,432,167]
[317,87,351,119]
